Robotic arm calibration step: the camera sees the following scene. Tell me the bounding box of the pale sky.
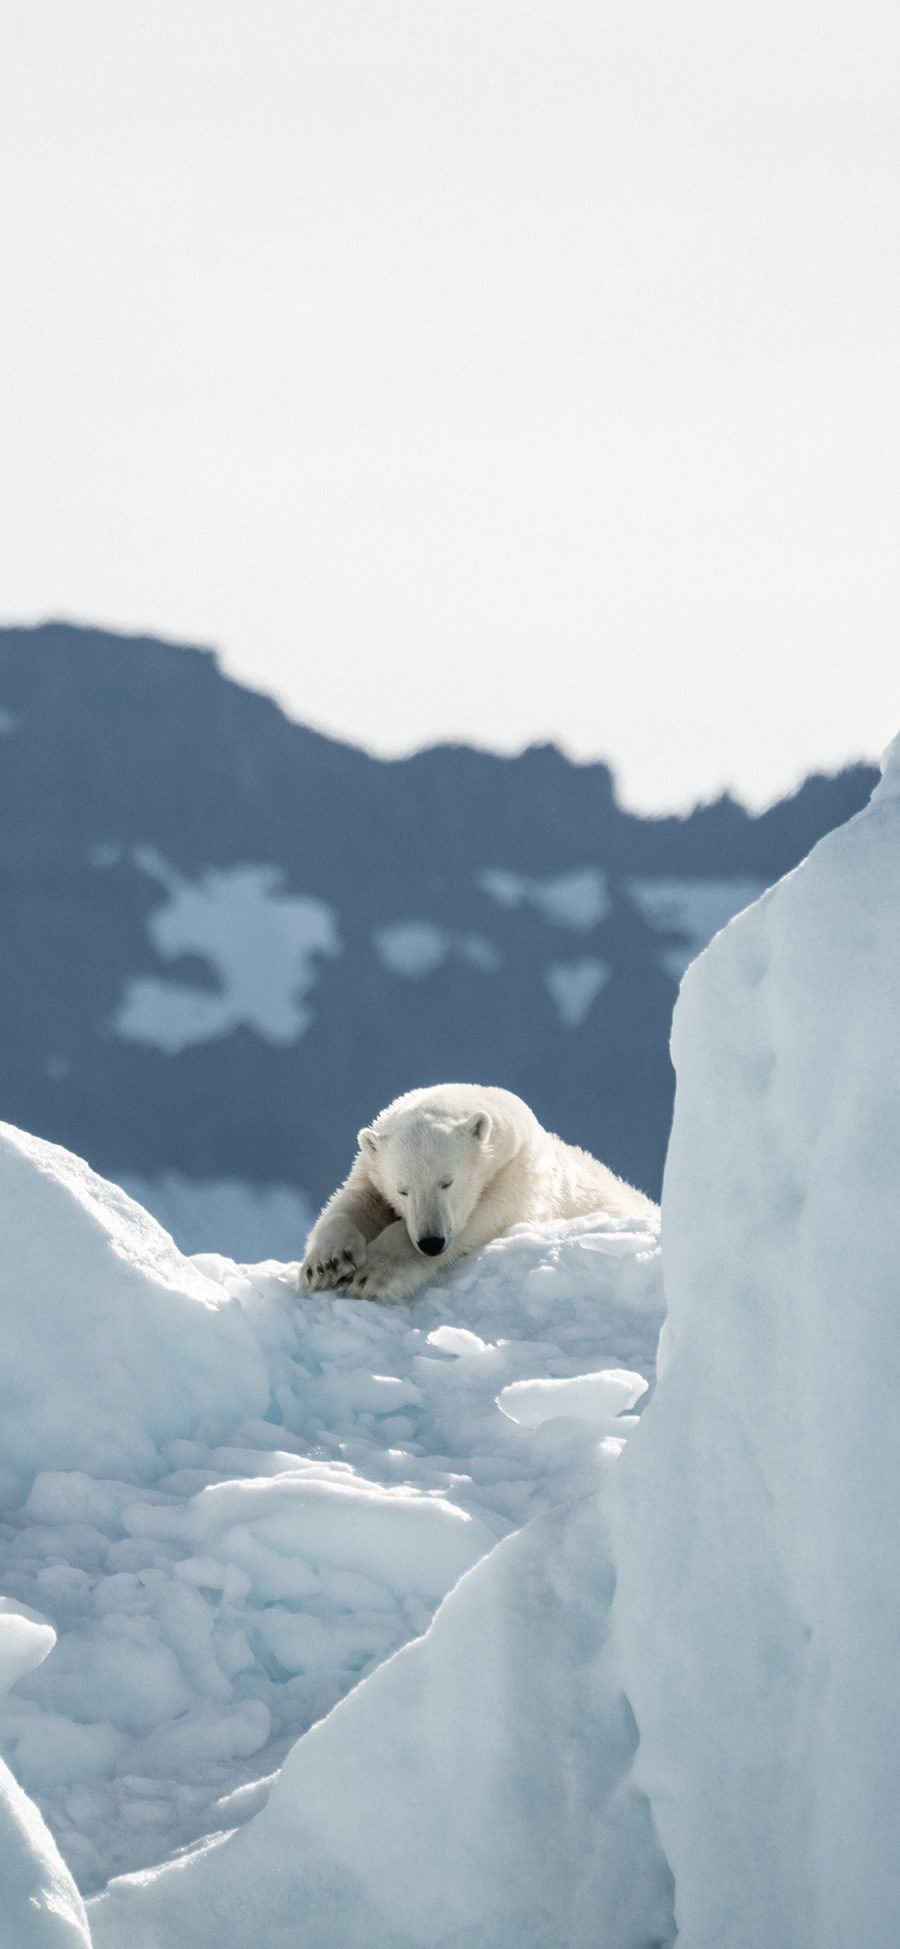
[2,1,899,810]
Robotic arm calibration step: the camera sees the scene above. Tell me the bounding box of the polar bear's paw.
[299,1220,368,1293]
[335,1229,428,1304]
[336,1263,420,1304]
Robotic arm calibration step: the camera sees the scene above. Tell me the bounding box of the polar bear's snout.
[408,1199,451,1255]
[402,1187,455,1258]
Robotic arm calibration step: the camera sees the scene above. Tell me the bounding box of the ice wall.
[615,734,900,1949]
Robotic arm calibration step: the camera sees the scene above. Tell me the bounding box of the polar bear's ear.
[462,1111,492,1144]
[358,1127,379,1158]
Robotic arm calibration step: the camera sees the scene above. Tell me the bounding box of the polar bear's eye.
[439,1178,453,1190]
[397,1188,408,1197]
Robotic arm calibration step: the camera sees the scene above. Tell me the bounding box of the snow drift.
[615,731,900,1949]
[0,1115,667,1942]
[0,1607,91,1946]
[90,1409,673,1949]
[0,1125,270,1486]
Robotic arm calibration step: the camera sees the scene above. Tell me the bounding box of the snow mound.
[91,1497,672,1949]
[0,1124,665,1931]
[0,1124,269,1486]
[615,733,900,1948]
[0,1605,91,1945]
[87,1204,670,1948]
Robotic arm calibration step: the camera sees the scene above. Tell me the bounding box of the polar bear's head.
[358,1106,494,1259]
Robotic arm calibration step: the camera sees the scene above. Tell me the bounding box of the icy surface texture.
[0,1124,270,1486]
[92,1478,672,1949]
[0,1118,667,1941]
[615,732,900,1949]
[0,1605,91,1945]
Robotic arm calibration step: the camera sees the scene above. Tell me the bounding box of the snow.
[119,1176,315,1262]
[626,875,764,978]
[0,1124,269,1486]
[91,1495,672,1949]
[0,1118,665,1935]
[497,1367,645,1430]
[614,735,900,1949]
[480,867,609,929]
[371,921,449,977]
[108,849,339,1051]
[0,1606,92,1945]
[372,922,500,978]
[545,956,609,1027]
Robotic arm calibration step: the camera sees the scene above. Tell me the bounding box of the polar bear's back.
[520,1126,655,1224]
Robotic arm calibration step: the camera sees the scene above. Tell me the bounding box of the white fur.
[299,1083,655,1304]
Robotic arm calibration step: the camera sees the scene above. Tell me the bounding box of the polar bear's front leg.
[339,1221,435,1304]
[300,1215,369,1292]
[299,1164,397,1293]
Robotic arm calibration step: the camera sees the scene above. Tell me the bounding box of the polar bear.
[299,1083,655,1304]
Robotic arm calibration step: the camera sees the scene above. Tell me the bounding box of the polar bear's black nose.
[417,1234,446,1257]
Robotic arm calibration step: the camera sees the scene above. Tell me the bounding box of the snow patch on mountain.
[372,920,449,977]
[119,1177,315,1263]
[545,957,610,1027]
[106,850,339,1051]
[480,867,609,930]
[626,876,764,979]
[371,923,500,979]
